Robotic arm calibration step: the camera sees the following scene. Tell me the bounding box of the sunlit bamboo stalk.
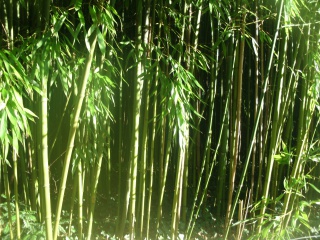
[13,150,20,239]
[127,0,145,237]
[281,25,314,231]
[53,31,98,240]
[225,1,285,237]
[146,2,158,238]
[87,117,107,239]
[39,50,53,240]
[76,152,84,239]
[225,8,246,227]
[186,91,230,240]
[137,1,152,236]
[2,146,13,238]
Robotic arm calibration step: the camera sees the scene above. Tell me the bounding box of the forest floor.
[1,192,319,239]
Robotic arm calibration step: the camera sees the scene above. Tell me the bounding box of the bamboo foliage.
[0,0,319,239]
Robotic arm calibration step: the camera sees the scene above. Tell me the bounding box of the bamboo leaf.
[12,88,24,112]
[53,11,67,33]
[0,100,5,111]
[72,0,82,11]
[0,111,7,141]
[1,88,9,101]
[74,23,83,42]
[3,51,31,92]
[78,10,85,27]
[298,212,310,229]
[97,29,106,54]
[6,102,17,127]
[36,38,45,50]
[89,6,98,24]
[24,108,38,120]
[308,183,320,194]
[252,37,259,57]
[86,25,97,51]
[12,128,19,152]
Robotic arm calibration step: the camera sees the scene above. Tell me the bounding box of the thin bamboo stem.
[13,150,20,239]
[40,52,53,240]
[53,32,98,240]
[224,1,285,237]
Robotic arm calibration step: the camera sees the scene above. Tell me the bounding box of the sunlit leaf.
[12,128,19,152]
[252,37,259,57]
[0,101,5,111]
[0,111,7,141]
[89,6,98,24]
[97,29,106,54]
[53,11,67,33]
[6,102,17,127]
[73,0,82,11]
[308,183,320,194]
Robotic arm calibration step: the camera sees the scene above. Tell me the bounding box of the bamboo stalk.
[146,2,158,238]
[186,90,230,240]
[137,1,151,236]
[53,32,98,240]
[13,150,21,239]
[2,154,13,239]
[224,1,285,237]
[77,158,83,239]
[40,51,53,240]
[281,25,313,230]
[67,173,77,237]
[127,0,144,237]
[87,118,107,239]
[225,8,246,228]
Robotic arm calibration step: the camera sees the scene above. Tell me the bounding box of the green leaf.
[12,128,19,152]
[53,11,67,33]
[86,25,97,51]
[12,88,24,111]
[0,100,5,111]
[6,102,17,127]
[282,141,288,153]
[36,38,45,50]
[89,6,98,23]
[97,29,106,54]
[274,152,291,165]
[87,25,96,38]
[1,88,9,100]
[0,111,7,141]
[23,108,38,121]
[78,10,85,27]
[73,0,82,11]
[298,211,310,230]
[308,183,320,194]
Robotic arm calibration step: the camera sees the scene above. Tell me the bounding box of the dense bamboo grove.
[0,0,320,239]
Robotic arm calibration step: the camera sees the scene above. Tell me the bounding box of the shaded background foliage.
[0,0,320,239]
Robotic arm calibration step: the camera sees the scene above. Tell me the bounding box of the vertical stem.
[77,160,83,239]
[2,145,13,238]
[224,1,285,237]
[250,0,260,217]
[225,9,246,227]
[137,1,151,236]
[53,33,97,240]
[127,0,144,237]
[40,53,53,240]
[87,118,106,240]
[67,175,77,237]
[281,26,312,230]
[146,2,157,238]
[13,150,21,239]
